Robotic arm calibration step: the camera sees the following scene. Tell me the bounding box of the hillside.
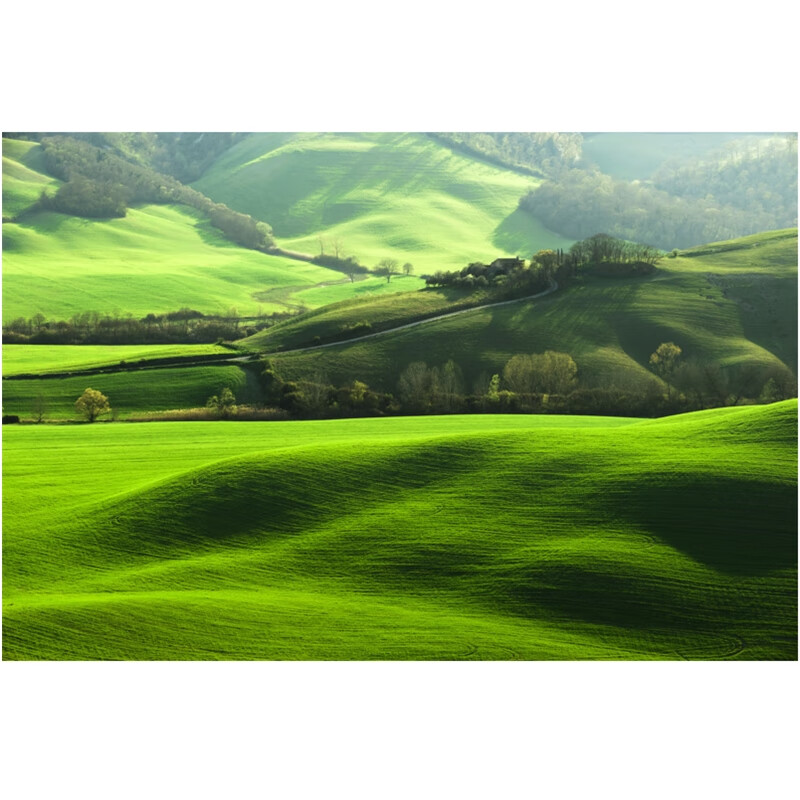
[3,401,795,660]
[193,132,573,271]
[580,132,758,180]
[2,138,60,218]
[1,202,347,322]
[249,229,798,394]
[1,135,433,322]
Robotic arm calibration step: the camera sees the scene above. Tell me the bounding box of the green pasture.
[1,343,231,376]
[2,138,60,218]
[291,273,426,307]
[1,203,349,322]
[248,284,481,353]
[260,230,797,392]
[3,401,796,659]
[194,132,573,272]
[1,362,259,419]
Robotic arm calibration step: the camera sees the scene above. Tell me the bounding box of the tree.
[75,388,111,422]
[398,361,432,410]
[502,351,578,395]
[32,393,48,424]
[402,262,414,276]
[649,342,682,398]
[207,386,237,418]
[375,258,400,283]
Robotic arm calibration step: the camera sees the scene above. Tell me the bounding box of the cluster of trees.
[646,342,797,409]
[311,253,369,281]
[12,132,247,183]
[567,234,661,275]
[430,133,583,177]
[652,136,797,226]
[374,259,414,282]
[258,343,796,422]
[519,167,786,250]
[261,362,393,417]
[424,249,582,295]
[34,136,274,251]
[2,308,296,345]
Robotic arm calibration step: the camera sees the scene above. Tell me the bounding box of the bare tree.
[375,258,400,283]
[32,393,48,424]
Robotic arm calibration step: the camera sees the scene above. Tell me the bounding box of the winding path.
[273,279,559,356]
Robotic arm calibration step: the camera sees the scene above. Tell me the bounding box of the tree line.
[652,136,797,225]
[519,167,792,251]
[257,345,796,421]
[430,133,584,177]
[32,135,274,251]
[2,307,297,345]
[7,345,794,425]
[424,236,659,296]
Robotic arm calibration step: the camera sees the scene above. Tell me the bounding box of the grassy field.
[1,362,261,419]
[3,401,795,660]
[247,284,483,352]
[1,343,231,376]
[2,138,60,218]
[194,132,574,272]
[257,230,797,392]
[1,203,351,322]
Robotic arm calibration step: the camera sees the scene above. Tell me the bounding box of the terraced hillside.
[254,229,797,393]
[3,401,796,660]
[193,132,573,271]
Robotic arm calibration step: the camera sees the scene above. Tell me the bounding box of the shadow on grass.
[620,475,797,576]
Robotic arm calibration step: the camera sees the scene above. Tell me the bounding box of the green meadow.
[194,132,574,272]
[258,230,797,391]
[1,363,260,419]
[1,343,230,376]
[1,203,347,322]
[2,138,60,218]
[3,401,795,660]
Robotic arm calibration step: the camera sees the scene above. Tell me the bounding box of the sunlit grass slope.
[1,363,260,419]
[1,344,230,376]
[194,132,573,272]
[1,203,345,322]
[2,137,60,218]
[261,230,797,391]
[3,401,795,660]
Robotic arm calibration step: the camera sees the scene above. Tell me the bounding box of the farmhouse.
[490,256,525,270]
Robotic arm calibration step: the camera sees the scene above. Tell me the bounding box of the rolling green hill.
[1,203,346,322]
[3,401,795,660]
[193,132,573,272]
[2,138,60,218]
[255,229,797,394]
